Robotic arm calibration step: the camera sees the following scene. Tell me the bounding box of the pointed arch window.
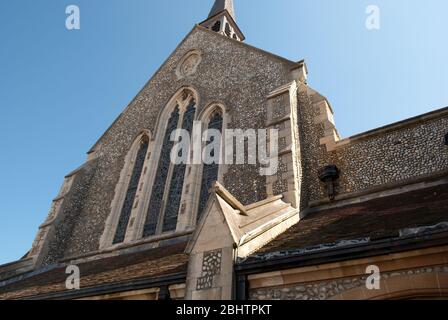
[143,95,197,237]
[112,135,150,245]
[162,101,196,232]
[197,110,224,222]
[143,107,180,236]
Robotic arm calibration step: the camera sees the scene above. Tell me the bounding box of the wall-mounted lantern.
[319,165,340,201]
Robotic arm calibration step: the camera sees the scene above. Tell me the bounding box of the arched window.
[197,110,224,222]
[113,136,149,244]
[143,107,180,236]
[100,131,152,249]
[162,101,196,232]
[211,20,221,32]
[143,93,197,237]
[225,23,232,37]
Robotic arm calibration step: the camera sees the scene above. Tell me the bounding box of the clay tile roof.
[247,183,448,258]
[0,242,188,300]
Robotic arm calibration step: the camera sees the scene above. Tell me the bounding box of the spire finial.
[208,0,235,21]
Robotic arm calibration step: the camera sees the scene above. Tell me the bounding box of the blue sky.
[0,0,447,265]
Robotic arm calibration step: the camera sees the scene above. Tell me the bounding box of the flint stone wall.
[250,265,448,300]
[297,86,448,205]
[39,27,296,263]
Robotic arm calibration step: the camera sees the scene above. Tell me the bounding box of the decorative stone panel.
[176,50,202,79]
[197,249,222,290]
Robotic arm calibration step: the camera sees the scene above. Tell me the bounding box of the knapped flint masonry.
[1,0,448,300]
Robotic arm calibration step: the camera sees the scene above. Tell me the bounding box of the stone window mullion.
[189,117,210,225]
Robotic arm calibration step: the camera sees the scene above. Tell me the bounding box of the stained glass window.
[143,107,180,237]
[162,100,196,232]
[197,112,223,222]
[113,137,149,244]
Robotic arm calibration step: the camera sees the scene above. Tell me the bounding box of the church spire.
[200,0,245,41]
[208,0,235,21]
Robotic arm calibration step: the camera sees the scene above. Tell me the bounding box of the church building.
[1,0,448,300]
